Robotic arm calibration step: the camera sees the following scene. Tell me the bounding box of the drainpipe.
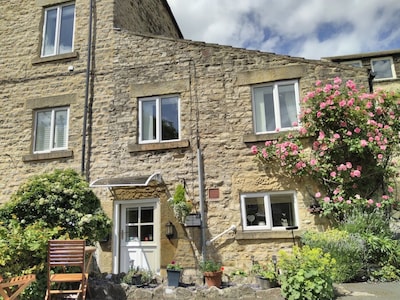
[81,0,94,179]
[197,138,206,262]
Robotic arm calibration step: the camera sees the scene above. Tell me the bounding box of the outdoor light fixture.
[272,255,277,273]
[165,221,174,239]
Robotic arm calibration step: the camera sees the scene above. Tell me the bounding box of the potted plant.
[199,260,223,288]
[122,267,153,286]
[168,184,192,223]
[166,261,183,287]
[251,262,278,289]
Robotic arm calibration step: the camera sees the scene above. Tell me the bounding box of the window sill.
[128,140,190,152]
[31,51,79,65]
[235,229,303,240]
[22,150,73,162]
[243,130,300,143]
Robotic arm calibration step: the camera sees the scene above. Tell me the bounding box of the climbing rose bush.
[252,78,400,222]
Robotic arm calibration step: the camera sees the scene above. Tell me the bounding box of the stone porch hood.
[89,172,163,188]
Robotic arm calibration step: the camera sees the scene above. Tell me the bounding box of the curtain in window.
[141,100,156,141]
[35,111,52,151]
[53,109,67,148]
[254,86,275,132]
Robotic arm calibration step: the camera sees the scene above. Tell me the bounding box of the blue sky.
[167,0,400,59]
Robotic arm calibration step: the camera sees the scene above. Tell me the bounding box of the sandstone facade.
[1,0,374,277]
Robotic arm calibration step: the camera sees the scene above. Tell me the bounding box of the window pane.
[141,207,154,223]
[161,96,179,140]
[254,86,275,132]
[42,8,57,56]
[141,225,153,241]
[59,5,74,54]
[244,196,266,226]
[278,84,297,128]
[270,194,295,227]
[126,226,138,242]
[53,109,67,148]
[126,208,138,224]
[35,111,52,151]
[141,100,156,141]
[372,59,393,79]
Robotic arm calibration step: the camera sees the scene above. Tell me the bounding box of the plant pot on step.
[257,276,278,289]
[131,274,142,286]
[167,269,182,287]
[203,271,222,288]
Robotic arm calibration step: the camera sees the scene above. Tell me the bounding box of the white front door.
[115,199,160,274]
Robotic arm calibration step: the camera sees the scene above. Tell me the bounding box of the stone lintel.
[237,65,306,86]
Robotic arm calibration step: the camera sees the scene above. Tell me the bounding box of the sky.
[167,0,400,60]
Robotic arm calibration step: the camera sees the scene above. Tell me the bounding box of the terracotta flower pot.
[203,271,222,288]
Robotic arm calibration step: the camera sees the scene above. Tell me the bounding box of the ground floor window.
[240,191,298,231]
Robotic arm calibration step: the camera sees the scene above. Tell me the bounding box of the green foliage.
[337,211,400,281]
[168,183,192,223]
[0,169,112,299]
[301,229,365,282]
[252,78,400,223]
[251,262,277,280]
[278,246,336,300]
[121,268,153,285]
[0,219,64,299]
[199,260,222,273]
[0,169,112,244]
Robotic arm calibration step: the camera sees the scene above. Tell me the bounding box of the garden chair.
[0,274,36,300]
[45,239,88,300]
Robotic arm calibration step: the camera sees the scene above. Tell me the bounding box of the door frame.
[112,198,160,274]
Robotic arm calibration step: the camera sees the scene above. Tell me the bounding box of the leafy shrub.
[0,169,112,244]
[278,246,336,300]
[339,210,400,281]
[301,229,365,282]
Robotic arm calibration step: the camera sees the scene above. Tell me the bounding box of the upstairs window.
[371,57,396,80]
[241,191,298,231]
[139,95,180,143]
[41,3,75,57]
[34,107,69,153]
[252,80,300,134]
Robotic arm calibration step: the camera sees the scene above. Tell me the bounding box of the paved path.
[336,282,400,299]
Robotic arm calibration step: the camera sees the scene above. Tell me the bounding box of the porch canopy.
[89,172,162,188]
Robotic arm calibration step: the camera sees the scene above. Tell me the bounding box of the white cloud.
[168,0,400,59]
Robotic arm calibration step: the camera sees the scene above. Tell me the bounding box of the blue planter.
[167,269,182,287]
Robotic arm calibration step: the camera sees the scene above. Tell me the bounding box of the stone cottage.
[0,0,371,278]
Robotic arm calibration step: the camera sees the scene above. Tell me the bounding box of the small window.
[340,60,362,67]
[41,3,75,57]
[138,95,180,143]
[371,57,396,80]
[240,191,298,231]
[252,80,300,134]
[34,107,69,153]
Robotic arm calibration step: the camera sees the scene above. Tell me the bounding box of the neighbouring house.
[323,49,400,92]
[1,0,373,279]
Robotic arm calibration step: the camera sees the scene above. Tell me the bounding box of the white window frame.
[341,60,362,67]
[41,2,75,57]
[240,191,298,231]
[371,57,396,80]
[138,95,181,144]
[33,107,69,153]
[252,80,300,134]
